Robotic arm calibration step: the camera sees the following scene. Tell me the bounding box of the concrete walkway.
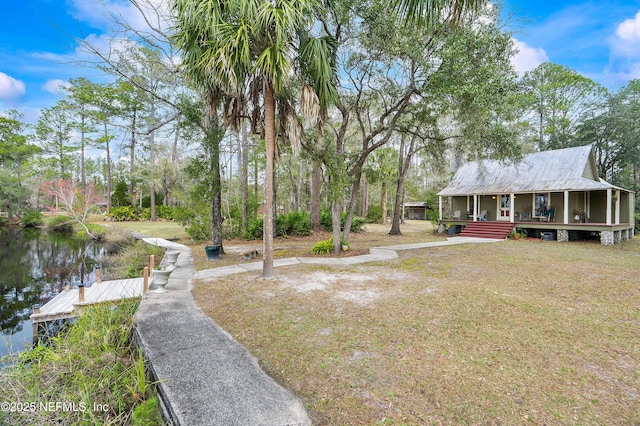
[134,235,501,425]
[195,236,500,280]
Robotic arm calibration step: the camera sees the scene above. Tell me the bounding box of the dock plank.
[31,278,145,323]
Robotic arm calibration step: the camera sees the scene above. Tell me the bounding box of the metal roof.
[438,145,624,196]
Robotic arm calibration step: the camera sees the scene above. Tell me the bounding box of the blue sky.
[2,1,640,122]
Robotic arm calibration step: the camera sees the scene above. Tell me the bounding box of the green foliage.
[140,206,176,221]
[110,206,138,221]
[244,212,312,240]
[320,209,366,233]
[21,209,43,227]
[141,192,164,208]
[132,396,163,426]
[312,236,349,254]
[140,208,151,221]
[174,205,211,242]
[0,300,159,425]
[112,180,132,207]
[635,214,640,233]
[104,240,165,279]
[312,237,334,254]
[366,205,383,223]
[156,205,175,220]
[46,214,74,232]
[278,211,312,237]
[244,217,264,240]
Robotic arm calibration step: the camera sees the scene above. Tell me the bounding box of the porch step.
[460,221,514,239]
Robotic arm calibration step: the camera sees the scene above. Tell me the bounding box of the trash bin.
[205,245,221,260]
[448,226,455,236]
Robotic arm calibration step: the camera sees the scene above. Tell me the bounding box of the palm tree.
[392,0,487,26]
[171,0,337,278]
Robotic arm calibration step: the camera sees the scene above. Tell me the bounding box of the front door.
[498,194,510,221]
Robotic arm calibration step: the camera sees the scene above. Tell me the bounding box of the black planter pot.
[205,245,221,260]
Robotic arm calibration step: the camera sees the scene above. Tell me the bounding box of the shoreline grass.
[0,299,162,425]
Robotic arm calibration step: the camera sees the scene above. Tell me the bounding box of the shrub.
[320,209,365,233]
[139,208,151,221]
[109,206,137,221]
[46,214,74,232]
[157,205,174,220]
[276,211,311,237]
[22,209,44,227]
[244,217,264,240]
[635,213,640,233]
[365,205,383,224]
[312,237,334,254]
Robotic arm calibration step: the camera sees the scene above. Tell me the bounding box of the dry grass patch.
[195,238,640,425]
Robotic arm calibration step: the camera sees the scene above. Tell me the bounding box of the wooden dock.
[31,278,145,324]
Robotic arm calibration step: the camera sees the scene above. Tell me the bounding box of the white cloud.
[42,79,72,95]
[0,72,26,100]
[612,10,640,57]
[69,0,173,34]
[511,38,549,76]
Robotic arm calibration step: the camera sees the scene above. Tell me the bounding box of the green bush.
[312,237,334,254]
[312,236,349,254]
[244,217,264,240]
[109,206,138,221]
[635,214,640,233]
[46,214,74,232]
[22,209,44,227]
[139,208,151,221]
[319,209,365,233]
[366,205,383,223]
[157,205,174,220]
[276,211,311,237]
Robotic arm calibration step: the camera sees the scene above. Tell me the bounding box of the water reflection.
[0,227,104,358]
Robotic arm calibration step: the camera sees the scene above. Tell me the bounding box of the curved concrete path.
[135,235,501,425]
[133,235,311,426]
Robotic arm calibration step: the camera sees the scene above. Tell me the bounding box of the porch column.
[473,194,478,221]
[510,193,515,223]
[438,195,443,221]
[563,190,570,224]
[606,189,612,225]
[615,190,620,225]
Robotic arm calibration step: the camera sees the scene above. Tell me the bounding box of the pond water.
[0,227,104,361]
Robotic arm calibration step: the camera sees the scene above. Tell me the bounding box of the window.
[534,193,549,217]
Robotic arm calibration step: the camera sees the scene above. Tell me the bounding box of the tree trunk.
[390,134,416,235]
[262,83,276,278]
[81,106,86,194]
[342,168,362,244]
[241,121,249,234]
[205,95,224,255]
[129,108,137,203]
[105,124,112,215]
[169,121,179,207]
[332,199,342,254]
[149,100,157,222]
[361,177,369,218]
[311,127,325,232]
[381,181,387,224]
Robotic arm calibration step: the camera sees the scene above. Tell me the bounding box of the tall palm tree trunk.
[263,83,276,278]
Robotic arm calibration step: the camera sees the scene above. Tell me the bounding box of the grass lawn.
[193,231,640,425]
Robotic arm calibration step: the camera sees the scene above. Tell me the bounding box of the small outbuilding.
[402,201,430,220]
[437,145,635,245]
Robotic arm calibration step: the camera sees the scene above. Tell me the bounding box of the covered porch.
[439,189,635,245]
